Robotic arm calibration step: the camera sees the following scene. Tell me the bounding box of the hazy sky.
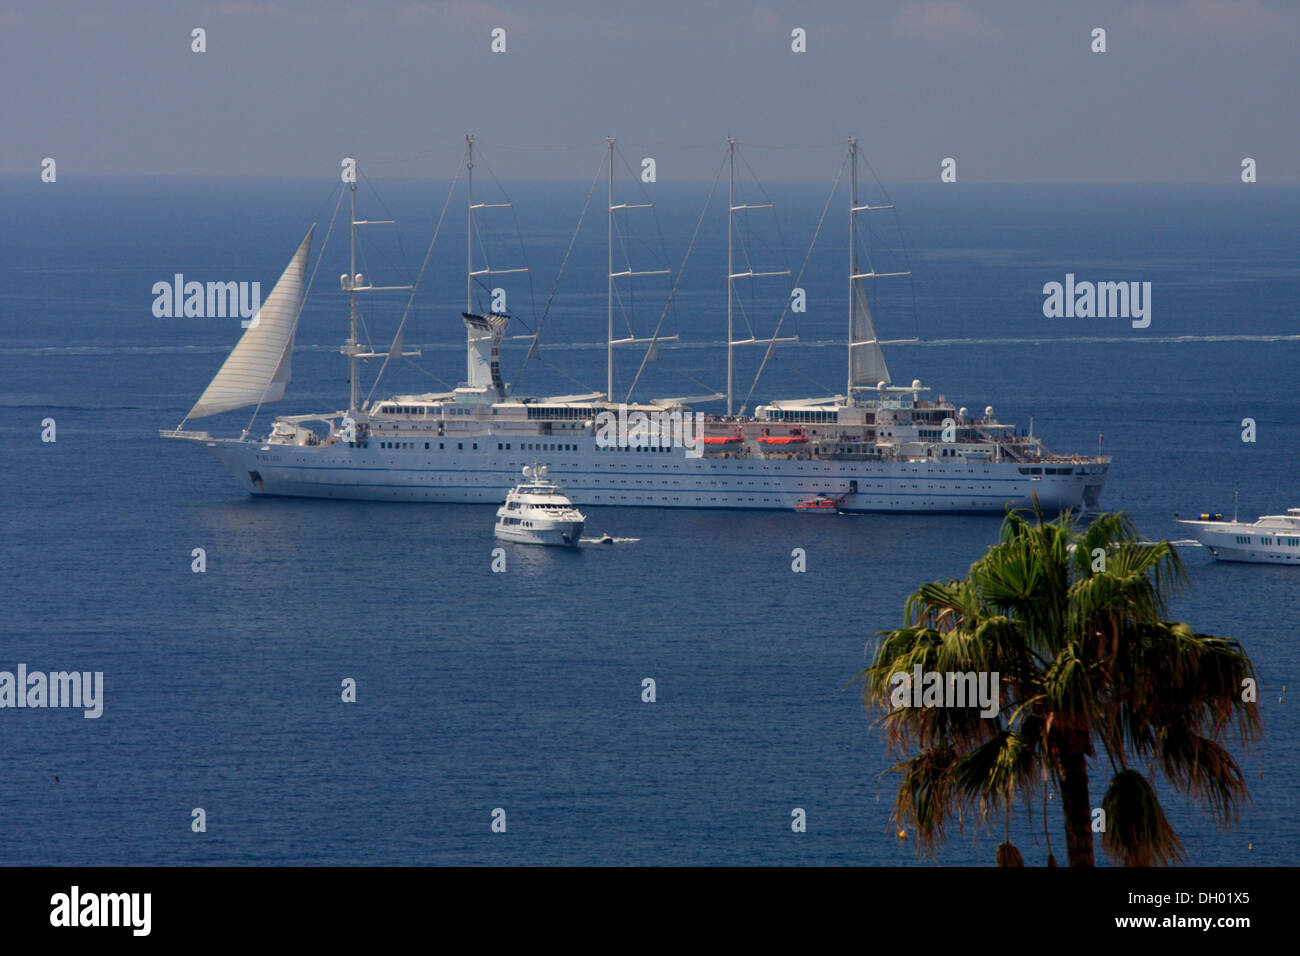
[2,0,1296,182]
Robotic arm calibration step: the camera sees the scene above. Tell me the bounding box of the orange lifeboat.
[703,435,744,446]
[796,494,838,513]
[758,428,808,447]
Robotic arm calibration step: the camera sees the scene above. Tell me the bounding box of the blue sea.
[2,169,1297,865]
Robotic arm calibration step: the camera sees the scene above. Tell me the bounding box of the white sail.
[849,277,890,388]
[186,227,313,419]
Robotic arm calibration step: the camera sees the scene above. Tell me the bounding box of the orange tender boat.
[795,495,838,513]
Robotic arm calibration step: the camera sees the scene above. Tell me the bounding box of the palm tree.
[857,505,1259,866]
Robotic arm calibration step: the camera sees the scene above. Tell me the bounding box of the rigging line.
[624,151,725,403]
[728,140,847,150]
[739,153,847,415]
[612,208,639,337]
[359,169,414,283]
[241,186,347,436]
[476,147,539,325]
[614,143,673,276]
[790,364,837,397]
[399,355,454,392]
[534,355,601,396]
[738,144,795,283]
[515,151,605,383]
[852,148,921,342]
[670,366,721,396]
[364,160,464,408]
[308,179,344,227]
[478,140,608,151]
[858,150,922,343]
[621,141,723,150]
[357,308,374,356]
[357,143,466,166]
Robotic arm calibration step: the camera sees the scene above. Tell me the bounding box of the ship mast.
[464,135,528,395]
[727,137,734,414]
[605,136,671,403]
[607,136,614,402]
[467,134,473,313]
[339,159,415,413]
[847,136,857,405]
[846,137,909,405]
[348,173,359,413]
[726,137,791,416]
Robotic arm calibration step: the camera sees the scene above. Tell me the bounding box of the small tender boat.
[796,494,839,513]
[1177,506,1300,565]
[495,464,586,546]
[597,533,614,545]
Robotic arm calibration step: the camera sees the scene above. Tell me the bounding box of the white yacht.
[495,464,586,546]
[1177,508,1300,564]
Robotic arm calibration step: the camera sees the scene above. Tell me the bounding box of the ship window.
[458,443,463,450]
[425,442,429,449]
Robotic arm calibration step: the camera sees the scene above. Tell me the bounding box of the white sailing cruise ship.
[162,137,1109,514]
[1178,509,1300,564]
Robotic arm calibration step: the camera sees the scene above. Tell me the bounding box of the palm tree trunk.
[1055,735,1096,867]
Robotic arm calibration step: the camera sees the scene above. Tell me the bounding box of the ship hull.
[190,435,1106,513]
[1179,522,1300,565]
[494,522,585,546]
